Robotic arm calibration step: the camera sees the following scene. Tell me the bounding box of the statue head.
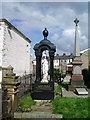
[42,51,47,59]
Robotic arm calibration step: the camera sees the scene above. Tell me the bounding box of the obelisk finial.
[43,28,48,39]
[74,18,79,26]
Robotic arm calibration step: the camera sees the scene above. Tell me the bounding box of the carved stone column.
[2,66,20,117]
[35,51,41,83]
[49,51,54,82]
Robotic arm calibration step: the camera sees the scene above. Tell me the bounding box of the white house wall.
[0,21,4,120]
[1,21,30,76]
[0,23,4,88]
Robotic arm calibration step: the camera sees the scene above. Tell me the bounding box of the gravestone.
[31,28,56,100]
[75,88,88,95]
[68,18,86,91]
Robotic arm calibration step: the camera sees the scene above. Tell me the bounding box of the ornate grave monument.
[32,28,56,100]
[68,18,86,91]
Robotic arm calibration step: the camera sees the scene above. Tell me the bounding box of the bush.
[54,69,61,83]
[82,68,90,87]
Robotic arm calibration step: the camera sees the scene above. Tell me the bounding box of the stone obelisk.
[68,18,85,91]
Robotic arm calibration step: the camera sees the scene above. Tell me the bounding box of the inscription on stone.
[36,85,52,90]
[75,88,88,95]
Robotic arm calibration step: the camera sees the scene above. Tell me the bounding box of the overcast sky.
[0,2,88,58]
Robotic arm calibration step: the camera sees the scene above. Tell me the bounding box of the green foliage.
[54,69,61,83]
[55,82,70,97]
[56,84,62,93]
[16,93,36,112]
[52,97,89,118]
[54,69,67,84]
[82,68,90,87]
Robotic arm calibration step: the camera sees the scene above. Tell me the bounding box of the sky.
[0,1,88,58]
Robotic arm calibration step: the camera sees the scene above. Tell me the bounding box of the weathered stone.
[68,19,86,91]
[14,112,63,119]
[2,66,20,119]
[71,75,83,80]
[0,89,2,120]
[73,66,82,74]
[75,88,88,95]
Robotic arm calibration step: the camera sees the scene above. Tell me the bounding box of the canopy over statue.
[32,28,56,100]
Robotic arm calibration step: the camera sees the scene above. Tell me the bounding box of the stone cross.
[74,18,79,26]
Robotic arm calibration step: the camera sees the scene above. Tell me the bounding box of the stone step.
[14,112,63,120]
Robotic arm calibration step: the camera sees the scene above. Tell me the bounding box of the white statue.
[41,51,49,83]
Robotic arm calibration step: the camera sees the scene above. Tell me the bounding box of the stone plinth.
[31,82,54,100]
[68,58,86,91]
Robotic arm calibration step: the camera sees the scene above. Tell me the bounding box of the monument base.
[31,82,54,100]
[68,85,87,91]
[68,75,86,91]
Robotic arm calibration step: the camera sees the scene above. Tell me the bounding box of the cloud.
[1,2,88,56]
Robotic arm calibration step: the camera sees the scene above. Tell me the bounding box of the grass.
[16,93,36,112]
[53,82,89,118]
[52,96,89,118]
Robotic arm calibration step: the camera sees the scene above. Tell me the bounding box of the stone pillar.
[2,88,9,119]
[68,18,85,91]
[0,89,2,120]
[2,65,20,117]
[0,66,2,120]
[74,20,80,56]
[49,51,54,82]
[35,51,41,83]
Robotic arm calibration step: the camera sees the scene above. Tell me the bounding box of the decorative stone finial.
[43,28,48,39]
[74,18,79,26]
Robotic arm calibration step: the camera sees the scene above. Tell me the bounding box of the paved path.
[14,101,63,119]
[31,102,52,113]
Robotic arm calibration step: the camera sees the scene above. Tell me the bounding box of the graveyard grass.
[53,83,89,118]
[16,93,36,112]
[16,83,89,118]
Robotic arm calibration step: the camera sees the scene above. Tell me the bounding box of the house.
[54,53,74,73]
[0,19,31,77]
[80,48,90,70]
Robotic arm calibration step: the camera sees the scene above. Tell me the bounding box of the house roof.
[54,53,74,60]
[80,48,90,54]
[0,19,31,43]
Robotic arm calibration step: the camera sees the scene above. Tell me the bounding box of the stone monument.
[31,28,56,100]
[68,18,86,91]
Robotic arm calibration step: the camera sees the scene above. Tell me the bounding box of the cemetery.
[0,18,90,120]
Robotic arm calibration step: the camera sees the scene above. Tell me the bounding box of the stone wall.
[81,49,89,70]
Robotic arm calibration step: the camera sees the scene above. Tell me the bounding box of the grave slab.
[75,88,88,95]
